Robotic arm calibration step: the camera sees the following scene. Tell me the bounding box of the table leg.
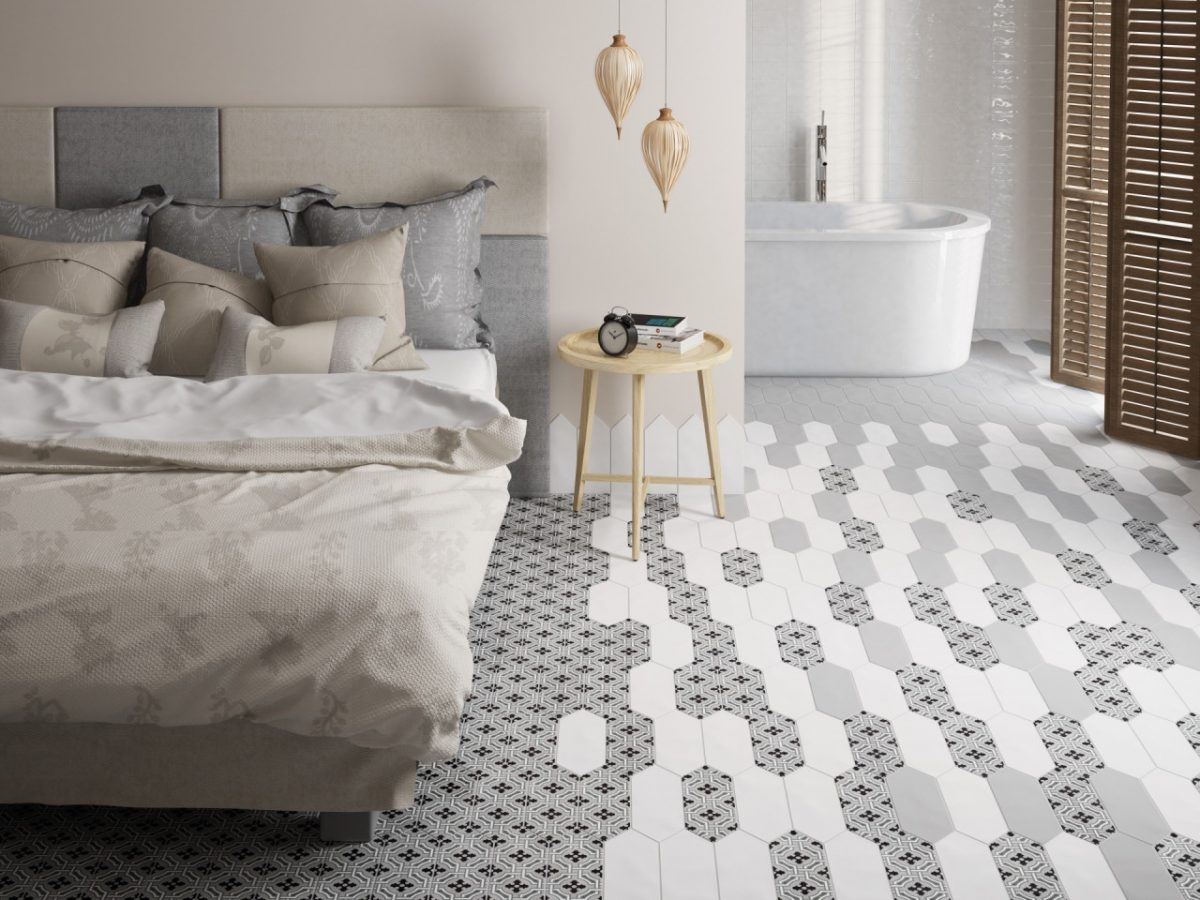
[698,369,726,518]
[631,373,646,559]
[573,369,598,512]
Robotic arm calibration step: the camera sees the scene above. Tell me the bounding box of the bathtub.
[746,201,990,376]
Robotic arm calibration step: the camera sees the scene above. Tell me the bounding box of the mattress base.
[0,721,416,813]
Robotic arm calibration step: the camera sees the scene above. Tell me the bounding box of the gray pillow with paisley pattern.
[0,186,170,243]
[206,306,386,381]
[301,177,493,350]
[0,296,164,377]
[148,185,336,279]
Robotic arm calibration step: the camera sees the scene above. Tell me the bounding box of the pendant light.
[595,0,643,139]
[641,0,689,212]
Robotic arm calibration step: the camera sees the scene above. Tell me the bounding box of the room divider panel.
[1105,0,1199,457]
[1051,0,1112,393]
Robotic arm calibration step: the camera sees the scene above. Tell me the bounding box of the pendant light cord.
[664,0,670,106]
[618,0,621,34]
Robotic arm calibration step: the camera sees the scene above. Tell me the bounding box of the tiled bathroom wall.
[747,0,1056,328]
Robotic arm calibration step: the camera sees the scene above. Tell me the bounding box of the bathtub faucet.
[815,111,828,202]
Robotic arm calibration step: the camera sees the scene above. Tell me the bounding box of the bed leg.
[319,811,379,842]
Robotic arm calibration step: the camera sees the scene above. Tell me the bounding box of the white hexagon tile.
[4,333,1200,899]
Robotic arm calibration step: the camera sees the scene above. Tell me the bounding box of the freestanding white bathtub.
[746,201,990,376]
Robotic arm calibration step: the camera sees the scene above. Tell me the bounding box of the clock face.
[599,320,630,354]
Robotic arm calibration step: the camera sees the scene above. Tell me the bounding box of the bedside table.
[557,329,733,560]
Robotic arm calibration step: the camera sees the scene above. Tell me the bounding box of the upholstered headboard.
[0,105,550,495]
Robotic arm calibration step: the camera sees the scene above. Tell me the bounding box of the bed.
[0,106,550,841]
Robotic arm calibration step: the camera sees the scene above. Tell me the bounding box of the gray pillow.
[148,185,336,279]
[0,186,170,243]
[301,177,493,350]
[0,297,164,377]
[206,306,387,381]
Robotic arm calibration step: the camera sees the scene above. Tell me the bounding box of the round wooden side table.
[557,329,734,560]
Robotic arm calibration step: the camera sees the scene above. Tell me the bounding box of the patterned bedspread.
[0,372,524,756]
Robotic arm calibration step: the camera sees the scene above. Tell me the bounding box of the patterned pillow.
[255,225,426,372]
[205,306,386,381]
[0,297,164,377]
[301,178,493,350]
[0,234,145,315]
[0,186,170,243]
[140,248,274,377]
[148,186,336,279]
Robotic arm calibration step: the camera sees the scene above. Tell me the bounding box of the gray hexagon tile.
[770,517,810,552]
[1158,834,1200,897]
[776,620,825,670]
[990,832,1066,899]
[948,490,992,522]
[1077,466,1123,494]
[770,832,833,899]
[840,517,884,553]
[859,619,914,670]
[825,581,873,626]
[1057,549,1113,588]
[984,582,1037,625]
[720,547,763,586]
[747,710,805,774]
[819,464,859,494]
[1124,518,1179,555]
[681,766,738,842]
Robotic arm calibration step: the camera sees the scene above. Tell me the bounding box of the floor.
[3,332,1200,899]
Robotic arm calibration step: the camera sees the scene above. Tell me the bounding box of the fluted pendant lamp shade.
[642,108,689,212]
[641,0,689,212]
[595,34,643,139]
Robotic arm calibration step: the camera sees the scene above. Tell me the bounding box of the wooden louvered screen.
[1053,0,1113,391]
[1106,0,1199,456]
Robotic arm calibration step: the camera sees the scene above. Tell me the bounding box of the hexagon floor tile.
[4,332,1200,899]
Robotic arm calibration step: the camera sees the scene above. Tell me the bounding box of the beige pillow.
[0,233,144,315]
[0,296,164,377]
[254,225,425,371]
[206,306,386,381]
[141,247,274,377]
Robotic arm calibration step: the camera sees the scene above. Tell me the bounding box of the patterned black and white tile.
[2,331,1200,899]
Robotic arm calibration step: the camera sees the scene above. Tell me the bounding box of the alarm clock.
[599,307,638,357]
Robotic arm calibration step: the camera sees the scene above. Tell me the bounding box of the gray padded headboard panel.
[55,107,220,208]
[482,236,549,497]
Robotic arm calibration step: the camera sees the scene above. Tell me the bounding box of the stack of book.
[632,313,705,354]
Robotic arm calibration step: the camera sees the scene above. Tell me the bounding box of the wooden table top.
[557,329,732,375]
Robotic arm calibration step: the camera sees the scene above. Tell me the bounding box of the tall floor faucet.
[815,111,828,202]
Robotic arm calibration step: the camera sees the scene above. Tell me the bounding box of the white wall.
[0,0,747,484]
[747,0,1055,329]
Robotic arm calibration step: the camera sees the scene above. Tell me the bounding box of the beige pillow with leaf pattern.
[205,306,386,381]
[0,233,144,315]
[0,296,164,377]
[254,225,425,371]
[141,247,274,377]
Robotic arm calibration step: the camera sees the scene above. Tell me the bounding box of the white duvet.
[0,371,525,755]
[0,369,505,443]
